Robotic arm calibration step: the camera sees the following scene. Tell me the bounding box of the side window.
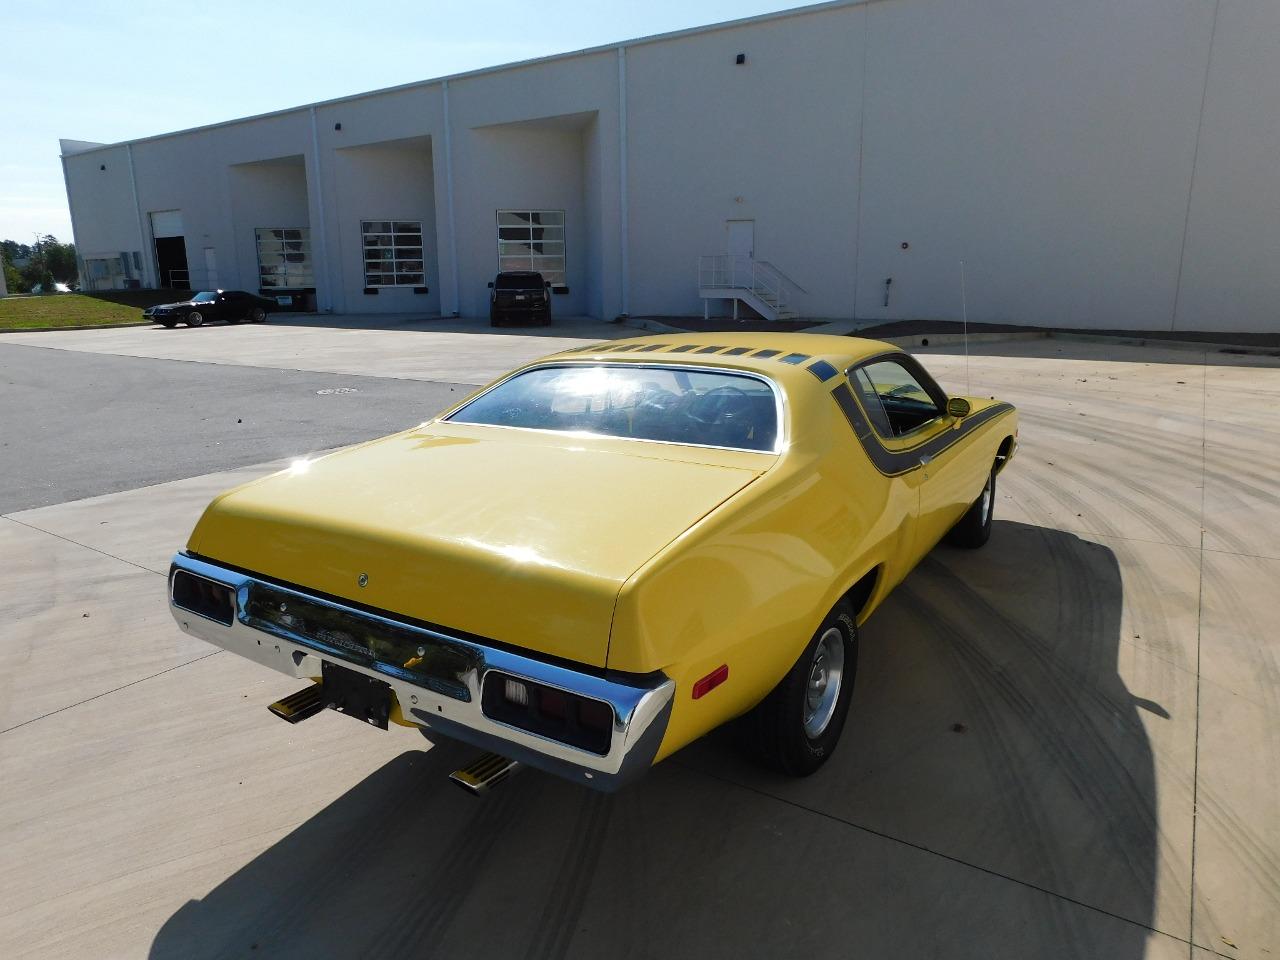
[851,369,893,437]
[856,360,942,438]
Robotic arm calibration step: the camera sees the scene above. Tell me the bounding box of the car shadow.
[149,520,1158,959]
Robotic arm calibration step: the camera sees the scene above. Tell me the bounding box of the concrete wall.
[329,138,439,314]
[59,0,1280,332]
[625,6,864,319]
[1173,0,1280,333]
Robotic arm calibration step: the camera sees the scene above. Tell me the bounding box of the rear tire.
[185,311,204,327]
[745,603,858,776]
[946,466,996,549]
[489,306,503,327]
[251,307,266,323]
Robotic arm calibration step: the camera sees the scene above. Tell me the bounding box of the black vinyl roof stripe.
[668,344,699,353]
[752,349,781,358]
[638,344,669,352]
[807,359,840,381]
[696,345,728,353]
[721,347,752,356]
[779,352,810,365]
[611,344,643,351]
[831,384,1014,477]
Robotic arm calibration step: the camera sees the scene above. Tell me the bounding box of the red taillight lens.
[482,672,615,755]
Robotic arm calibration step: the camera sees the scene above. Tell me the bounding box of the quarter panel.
[609,396,915,760]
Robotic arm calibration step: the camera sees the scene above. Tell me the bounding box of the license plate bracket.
[322,661,392,730]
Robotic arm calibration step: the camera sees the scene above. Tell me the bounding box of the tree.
[3,258,22,294]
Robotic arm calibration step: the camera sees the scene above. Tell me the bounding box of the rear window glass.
[495,274,543,290]
[447,365,780,452]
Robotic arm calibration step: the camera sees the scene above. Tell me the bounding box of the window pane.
[859,361,940,436]
[498,211,532,227]
[362,221,391,234]
[530,226,563,241]
[449,365,778,452]
[498,226,531,241]
[529,211,563,226]
[393,221,421,234]
[395,260,424,272]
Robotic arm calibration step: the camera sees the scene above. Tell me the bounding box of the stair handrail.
[697,254,796,318]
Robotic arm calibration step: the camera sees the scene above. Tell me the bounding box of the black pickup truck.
[488,272,551,327]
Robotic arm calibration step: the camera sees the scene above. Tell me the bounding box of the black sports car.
[488,272,551,326]
[143,290,275,328]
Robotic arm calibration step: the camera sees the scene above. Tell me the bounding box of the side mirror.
[487,281,494,288]
[545,280,551,288]
[946,397,972,419]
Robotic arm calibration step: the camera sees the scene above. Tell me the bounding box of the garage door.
[150,210,184,238]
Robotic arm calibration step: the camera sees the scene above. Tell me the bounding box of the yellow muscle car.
[168,332,1017,792]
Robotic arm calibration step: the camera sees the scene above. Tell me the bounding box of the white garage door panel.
[149,210,184,238]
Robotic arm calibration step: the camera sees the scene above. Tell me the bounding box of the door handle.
[918,454,933,466]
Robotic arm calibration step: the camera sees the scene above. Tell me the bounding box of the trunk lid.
[189,424,770,667]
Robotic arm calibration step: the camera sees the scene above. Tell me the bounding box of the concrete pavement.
[1,325,1276,959]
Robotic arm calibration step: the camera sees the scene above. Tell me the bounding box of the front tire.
[185,310,204,328]
[746,603,858,776]
[250,307,266,323]
[158,318,177,329]
[946,466,996,549]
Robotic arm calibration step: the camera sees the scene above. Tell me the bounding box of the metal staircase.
[698,255,801,322]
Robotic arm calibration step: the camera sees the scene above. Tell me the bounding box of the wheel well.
[841,565,881,623]
[995,435,1015,473]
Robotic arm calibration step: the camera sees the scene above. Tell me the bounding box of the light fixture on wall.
[734,195,744,204]
[334,122,342,131]
[99,164,106,171]
[735,53,746,65]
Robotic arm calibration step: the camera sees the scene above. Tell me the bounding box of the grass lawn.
[0,291,178,330]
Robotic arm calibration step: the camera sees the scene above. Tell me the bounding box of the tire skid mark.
[371,779,530,958]
[903,556,1173,922]
[893,589,1098,953]
[524,789,614,960]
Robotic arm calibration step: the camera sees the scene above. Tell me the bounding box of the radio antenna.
[959,259,971,395]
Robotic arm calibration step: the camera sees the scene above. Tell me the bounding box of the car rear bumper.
[168,552,674,791]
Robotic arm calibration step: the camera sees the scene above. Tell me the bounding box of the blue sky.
[0,0,807,245]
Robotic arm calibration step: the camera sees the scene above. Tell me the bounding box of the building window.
[255,228,313,289]
[362,221,424,286]
[497,210,565,286]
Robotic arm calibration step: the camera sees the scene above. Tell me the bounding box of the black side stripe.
[722,347,751,356]
[669,344,699,353]
[832,384,1014,477]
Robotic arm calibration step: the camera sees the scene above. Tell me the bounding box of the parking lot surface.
[1,320,1277,959]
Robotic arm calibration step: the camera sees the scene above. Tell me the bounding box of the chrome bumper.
[168,553,674,792]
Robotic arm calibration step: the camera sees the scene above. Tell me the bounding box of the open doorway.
[150,210,189,289]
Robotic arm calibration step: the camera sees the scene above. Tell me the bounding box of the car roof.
[542,331,898,378]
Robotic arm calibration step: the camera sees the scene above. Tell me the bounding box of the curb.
[1045,331,1280,357]
[0,321,153,334]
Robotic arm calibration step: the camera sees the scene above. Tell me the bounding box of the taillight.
[482,672,614,755]
[171,570,235,625]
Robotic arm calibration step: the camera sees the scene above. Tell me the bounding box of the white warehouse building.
[60,0,1280,332]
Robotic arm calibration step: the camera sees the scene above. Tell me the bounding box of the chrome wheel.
[802,627,845,738]
[979,474,993,526]
[186,310,204,327]
[251,307,265,322]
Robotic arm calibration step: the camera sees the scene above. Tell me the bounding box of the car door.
[849,356,983,562]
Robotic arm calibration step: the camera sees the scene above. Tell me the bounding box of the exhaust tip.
[268,683,325,724]
[450,752,522,796]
